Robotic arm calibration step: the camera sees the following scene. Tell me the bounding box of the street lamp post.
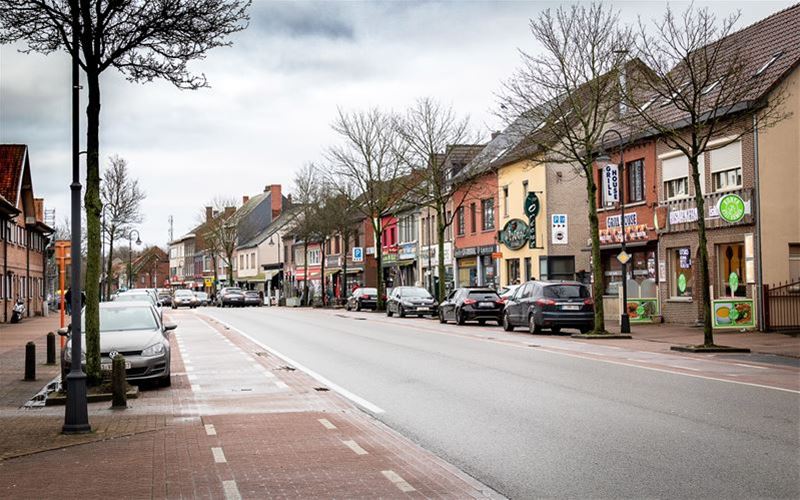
[63,0,90,434]
[128,229,141,289]
[600,128,631,334]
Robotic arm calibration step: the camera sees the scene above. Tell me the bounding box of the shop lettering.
[606,213,637,228]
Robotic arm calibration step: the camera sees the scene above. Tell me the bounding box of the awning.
[325,268,341,276]
[345,268,363,275]
[263,269,280,281]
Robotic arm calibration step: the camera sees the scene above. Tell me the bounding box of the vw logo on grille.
[109,350,119,359]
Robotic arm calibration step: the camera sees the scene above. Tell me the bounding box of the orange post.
[55,241,71,348]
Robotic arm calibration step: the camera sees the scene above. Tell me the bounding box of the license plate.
[101,361,131,370]
[418,307,430,311]
[562,305,580,311]
[478,302,494,308]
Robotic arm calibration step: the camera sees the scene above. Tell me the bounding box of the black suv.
[438,288,504,325]
[502,281,593,334]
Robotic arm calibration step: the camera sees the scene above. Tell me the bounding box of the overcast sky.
[0,0,793,246]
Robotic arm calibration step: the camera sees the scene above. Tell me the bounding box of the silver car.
[61,301,176,386]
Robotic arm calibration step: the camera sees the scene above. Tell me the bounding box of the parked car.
[60,300,175,386]
[386,286,437,318]
[194,291,209,306]
[244,290,262,307]
[115,289,159,308]
[172,289,198,309]
[346,287,378,311]
[502,281,593,334]
[217,287,245,307]
[158,293,173,307]
[438,288,505,325]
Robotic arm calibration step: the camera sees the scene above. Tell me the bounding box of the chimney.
[205,206,213,222]
[242,195,250,205]
[269,184,282,219]
[224,206,236,216]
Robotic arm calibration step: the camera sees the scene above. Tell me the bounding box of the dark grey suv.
[502,281,593,334]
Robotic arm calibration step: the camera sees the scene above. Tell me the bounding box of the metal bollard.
[47,332,56,365]
[24,341,36,381]
[111,355,127,409]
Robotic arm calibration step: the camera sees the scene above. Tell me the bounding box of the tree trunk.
[212,254,218,296]
[690,155,714,345]
[302,241,309,306]
[105,231,115,299]
[584,165,607,334]
[320,240,326,307]
[374,219,384,310]
[436,204,447,303]
[342,233,349,301]
[83,69,102,385]
[227,252,234,285]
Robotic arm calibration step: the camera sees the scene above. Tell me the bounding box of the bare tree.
[0,0,249,383]
[288,163,324,307]
[316,177,361,305]
[199,197,238,287]
[626,5,789,346]
[101,155,145,300]
[499,2,632,334]
[394,97,480,301]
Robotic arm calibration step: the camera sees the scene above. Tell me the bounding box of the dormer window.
[754,51,783,77]
[702,77,724,95]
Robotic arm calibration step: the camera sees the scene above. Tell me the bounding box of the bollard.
[46,332,56,365]
[24,341,36,381]
[111,355,127,409]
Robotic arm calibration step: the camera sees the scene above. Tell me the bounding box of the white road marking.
[212,447,227,463]
[275,381,289,389]
[735,363,769,370]
[318,418,337,430]
[222,480,241,500]
[205,424,216,436]
[188,374,198,381]
[342,440,368,455]
[185,366,194,372]
[192,384,202,392]
[198,316,386,413]
[381,470,416,492]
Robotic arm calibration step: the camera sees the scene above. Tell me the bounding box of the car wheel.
[160,375,172,387]
[386,307,393,317]
[551,326,562,335]
[456,309,465,325]
[355,302,361,312]
[439,310,446,324]
[398,306,406,318]
[503,312,514,331]
[478,319,485,326]
[528,314,542,334]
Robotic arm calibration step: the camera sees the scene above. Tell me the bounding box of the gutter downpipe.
[753,113,765,331]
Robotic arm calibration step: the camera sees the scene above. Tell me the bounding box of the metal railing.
[763,281,800,333]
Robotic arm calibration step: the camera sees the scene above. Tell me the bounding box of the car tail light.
[536,299,556,307]
[463,298,477,305]
[496,298,506,304]
[584,298,594,306]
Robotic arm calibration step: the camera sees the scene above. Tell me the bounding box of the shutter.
[710,141,741,172]
[661,155,687,181]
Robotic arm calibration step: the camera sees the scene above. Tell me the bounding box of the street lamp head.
[135,237,142,245]
[596,152,611,164]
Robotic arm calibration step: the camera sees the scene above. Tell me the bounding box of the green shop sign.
[499,219,529,250]
[677,273,687,293]
[728,272,739,294]
[524,192,541,220]
[717,193,745,223]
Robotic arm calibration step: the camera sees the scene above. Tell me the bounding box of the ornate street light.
[128,229,142,289]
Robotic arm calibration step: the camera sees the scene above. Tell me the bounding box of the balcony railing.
[660,187,754,233]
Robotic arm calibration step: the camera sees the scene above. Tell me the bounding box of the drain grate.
[353,317,367,321]
[277,365,296,371]
[255,352,269,357]
[527,344,541,348]
[313,387,330,392]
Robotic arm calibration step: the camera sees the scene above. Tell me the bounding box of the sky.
[0,0,794,247]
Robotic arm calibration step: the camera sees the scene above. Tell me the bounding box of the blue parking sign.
[352,247,364,262]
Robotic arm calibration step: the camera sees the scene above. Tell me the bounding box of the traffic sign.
[616,250,631,265]
[352,247,364,263]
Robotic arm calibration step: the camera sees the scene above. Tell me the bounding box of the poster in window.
[678,248,691,269]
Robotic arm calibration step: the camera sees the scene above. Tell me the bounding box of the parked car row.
[345,281,594,334]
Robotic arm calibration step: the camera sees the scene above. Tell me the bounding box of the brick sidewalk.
[0,311,499,499]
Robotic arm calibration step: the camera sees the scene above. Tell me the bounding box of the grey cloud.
[249,2,355,40]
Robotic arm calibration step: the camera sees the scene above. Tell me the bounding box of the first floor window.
[457,207,465,236]
[790,244,800,282]
[712,168,742,192]
[665,178,688,199]
[308,248,321,265]
[482,198,495,230]
[627,159,645,202]
[671,247,693,297]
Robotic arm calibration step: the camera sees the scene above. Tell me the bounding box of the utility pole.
[168,215,174,243]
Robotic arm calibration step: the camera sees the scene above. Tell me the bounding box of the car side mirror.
[57,325,71,336]
[164,323,177,332]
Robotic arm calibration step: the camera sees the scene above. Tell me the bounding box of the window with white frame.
[482,198,495,230]
[710,141,742,192]
[308,248,321,265]
[661,154,701,200]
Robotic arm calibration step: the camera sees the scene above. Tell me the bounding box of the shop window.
[790,244,800,282]
[506,258,520,285]
[457,207,465,236]
[718,243,746,297]
[540,256,575,281]
[627,159,645,202]
[670,247,693,298]
[482,198,495,230]
[664,178,688,199]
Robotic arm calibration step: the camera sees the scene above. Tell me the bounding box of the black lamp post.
[63,0,90,434]
[599,128,631,334]
[128,229,141,289]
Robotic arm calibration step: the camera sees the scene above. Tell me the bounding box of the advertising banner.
[624,298,659,324]
[712,298,755,329]
[603,164,619,204]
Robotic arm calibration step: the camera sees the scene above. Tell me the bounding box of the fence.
[763,281,800,333]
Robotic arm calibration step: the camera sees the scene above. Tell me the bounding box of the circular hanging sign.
[678,273,687,293]
[728,272,739,294]
[499,219,529,250]
[524,192,540,220]
[717,194,745,223]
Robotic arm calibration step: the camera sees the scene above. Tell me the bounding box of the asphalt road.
[201,306,800,499]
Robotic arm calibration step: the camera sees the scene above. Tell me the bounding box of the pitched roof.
[237,206,301,249]
[0,145,27,205]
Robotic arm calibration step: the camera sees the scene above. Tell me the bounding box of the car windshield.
[196,293,208,298]
[401,288,432,298]
[245,291,259,296]
[360,288,377,295]
[116,294,152,303]
[543,285,589,299]
[175,290,193,297]
[467,291,500,300]
[83,306,158,332]
[225,288,243,294]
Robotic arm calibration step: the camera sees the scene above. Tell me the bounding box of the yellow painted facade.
[496,158,548,286]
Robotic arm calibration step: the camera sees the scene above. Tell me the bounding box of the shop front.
[420,242,453,295]
[397,242,418,287]
[454,245,498,288]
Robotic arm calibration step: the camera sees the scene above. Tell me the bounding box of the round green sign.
[728,272,739,294]
[717,194,745,223]
[678,273,687,293]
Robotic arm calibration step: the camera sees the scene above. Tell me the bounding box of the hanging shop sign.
[528,219,538,248]
[551,214,568,245]
[398,243,417,260]
[499,219,529,250]
[716,193,746,223]
[524,192,541,219]
[602,164,619,204]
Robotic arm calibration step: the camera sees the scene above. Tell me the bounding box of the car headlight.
[402,301,414,307]
[141,343,165,357]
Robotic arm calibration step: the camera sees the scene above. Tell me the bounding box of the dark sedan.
[217,287,245,307]
[386,286,437,318]
[346,287,378,311]
[502,281,593,334]
[244,290,262,307]
[439,288,504,325]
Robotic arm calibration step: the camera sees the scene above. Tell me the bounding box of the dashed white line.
[318,418,337,430]
[212,447,227,463]
[342,440,368,455]
[205,424,216,436]
[275,381,289,389]
[222,480,241,500]
[381,470,416,492]
[735,363,769,370]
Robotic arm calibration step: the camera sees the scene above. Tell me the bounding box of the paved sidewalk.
[0,311,499,499]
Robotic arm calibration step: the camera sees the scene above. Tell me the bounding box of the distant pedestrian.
[64,287,72,315]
